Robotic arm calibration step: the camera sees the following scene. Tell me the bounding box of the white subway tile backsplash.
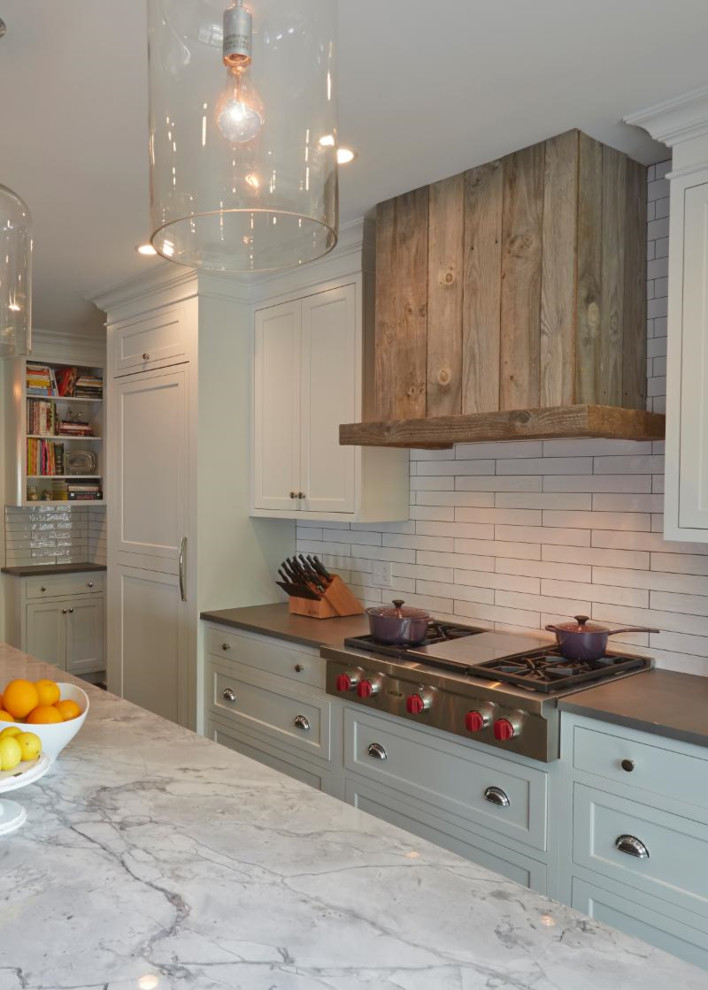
[294,160,708,676]
[4,505,106,567]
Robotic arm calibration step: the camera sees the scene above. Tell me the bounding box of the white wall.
[296,161,708,677]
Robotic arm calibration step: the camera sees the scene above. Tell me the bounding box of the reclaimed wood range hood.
[340,129,665,449]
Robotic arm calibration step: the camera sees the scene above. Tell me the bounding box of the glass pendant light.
[0,184,32,356]
[147,0,338,273]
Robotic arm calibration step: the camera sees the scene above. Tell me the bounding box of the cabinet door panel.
[111,366,189,568]
[110,566,187,725]
[109,300,193,376]
[300,285,357,514]
[253,301,301,510]
[25,602,65,668]
[65,599,104,674]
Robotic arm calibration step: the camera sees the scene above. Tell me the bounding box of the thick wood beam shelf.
[340,405,666,449]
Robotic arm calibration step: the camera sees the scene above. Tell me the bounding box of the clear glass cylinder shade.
[0,185,32,356]
[147,0,338,272]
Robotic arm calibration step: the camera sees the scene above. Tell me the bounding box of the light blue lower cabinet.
[345,774,547,892]
[571,877,708,971]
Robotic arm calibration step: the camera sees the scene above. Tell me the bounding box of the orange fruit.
[26,705,63,724]
[54,699,81,721]
[0,710,15,723]
[3,680,39,720]
[34,679,60,706]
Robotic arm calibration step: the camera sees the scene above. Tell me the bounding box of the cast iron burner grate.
[344,621,485,660]
[470,645,651,693]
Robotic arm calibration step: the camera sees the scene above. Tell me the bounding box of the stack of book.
[26,364,56,396]
[57,418,94,437]
[27,399,56,436]
[26,438,65,476]
[51,479,69,501]
[66,480,102,501]
[74,374,103,399]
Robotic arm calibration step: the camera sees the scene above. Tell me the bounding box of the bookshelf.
[8,358,105,506]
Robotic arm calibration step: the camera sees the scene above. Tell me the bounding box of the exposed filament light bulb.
[216,1,264,144]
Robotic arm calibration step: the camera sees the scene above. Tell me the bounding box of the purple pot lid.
[366,599,430,619]
[547,614,609,634]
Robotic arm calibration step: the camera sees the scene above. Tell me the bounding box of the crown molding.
[90,262,200,314]
[625,87,708,171]
[31,328,105,364]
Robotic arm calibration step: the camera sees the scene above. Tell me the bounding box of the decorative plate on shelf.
[65,450,98,476]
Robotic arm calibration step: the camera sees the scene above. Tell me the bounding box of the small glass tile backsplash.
[5,505,107,566]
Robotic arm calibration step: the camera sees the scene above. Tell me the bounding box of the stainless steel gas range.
[323,622,653,762]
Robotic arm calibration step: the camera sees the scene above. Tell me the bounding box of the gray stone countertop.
[1,562,107,576]
[201,601,371,649]
[0,642,704,989]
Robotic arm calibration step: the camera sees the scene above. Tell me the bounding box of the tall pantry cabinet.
[95,268,292,730]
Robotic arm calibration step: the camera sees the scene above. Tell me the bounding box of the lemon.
[0,736,22,771]
[16,731,41,762]
[0,726,22,739]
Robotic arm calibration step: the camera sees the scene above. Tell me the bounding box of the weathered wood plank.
[427,174,464,416]
[374,190,429,419]
[622,158,648,410]
[462,160,503,414]
[540,131,578,407]
[374,198,398,420]
[600,145,627,406]
[500,143,545,410]
[575,133,604,404]
[340,406,665,448]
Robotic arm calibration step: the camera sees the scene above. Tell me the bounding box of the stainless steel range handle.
[484,786,510,807]
[367,742,387,761]
[179,536,187,602]
[293,715,310,732]
[615,834,649,859]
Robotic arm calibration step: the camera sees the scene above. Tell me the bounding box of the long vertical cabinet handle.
[179,536,187,602]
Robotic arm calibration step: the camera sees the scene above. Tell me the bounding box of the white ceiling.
[1,0,706,335]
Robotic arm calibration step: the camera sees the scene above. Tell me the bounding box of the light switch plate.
[371,561,392,587]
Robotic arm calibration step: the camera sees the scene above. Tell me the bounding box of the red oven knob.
[493,717,516,741]
[465,710,486,733]
[357,675,383,699]
[335,668,363,693]
[405,688,435,715]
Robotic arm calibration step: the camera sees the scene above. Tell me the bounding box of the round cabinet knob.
[142,352,151,361]
[357,675,383,699]
[40,586,46,592]
[221,643,230,651]
[68,608,74,614]
[61,609,68,615]
[465,710,487,733]
[222,687,236,703]
[493,717,517,742]
[294,664,304,673]
[87,582,94,588]
[289,491,298,499]
[335,668,363,693]
[621,759,636,773]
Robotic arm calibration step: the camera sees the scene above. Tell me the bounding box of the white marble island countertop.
[0,645,704,990]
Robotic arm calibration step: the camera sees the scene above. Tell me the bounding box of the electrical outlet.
[371,561,392,587]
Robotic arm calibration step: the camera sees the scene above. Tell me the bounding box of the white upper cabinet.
[627,89,708,540]
[252,279,408,522]
[108,299,194,377]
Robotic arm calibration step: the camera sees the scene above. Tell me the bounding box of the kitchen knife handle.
[179,536,187,602]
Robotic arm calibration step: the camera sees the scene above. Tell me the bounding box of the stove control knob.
[465,708,491,733]
[357,675,383,699]
[335,667,364,693]
[406,688,435,715]
[493,716,520,742]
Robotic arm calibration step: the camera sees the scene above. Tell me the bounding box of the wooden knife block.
[288,575,364,619]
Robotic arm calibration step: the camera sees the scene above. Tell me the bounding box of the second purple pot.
[545,615,660,661]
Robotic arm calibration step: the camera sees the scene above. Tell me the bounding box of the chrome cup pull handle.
[367,742,387,761]
[484,786,510,807]
[615,834,649,859]
[293,714,310,732]
[222,687,236,703]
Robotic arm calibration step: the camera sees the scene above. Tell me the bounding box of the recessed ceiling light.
[136,243,157,256]
[337,147,357,165]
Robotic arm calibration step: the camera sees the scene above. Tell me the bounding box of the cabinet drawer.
[109,301,192,376]
[25,573,104,600]
[344,707,548,851]
[206,625,324,689]
[345,777,547,892]
[572,721,708,818]
[573,783,708,918]
[207,716,336,796]
[209,663,331,761]
[572,878,708,972]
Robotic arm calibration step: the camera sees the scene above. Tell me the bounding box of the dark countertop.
[201,602,370,649]
[559,668,708,748]
[1,562,107,577]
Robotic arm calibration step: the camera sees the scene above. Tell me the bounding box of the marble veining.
[0,644,704,990]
